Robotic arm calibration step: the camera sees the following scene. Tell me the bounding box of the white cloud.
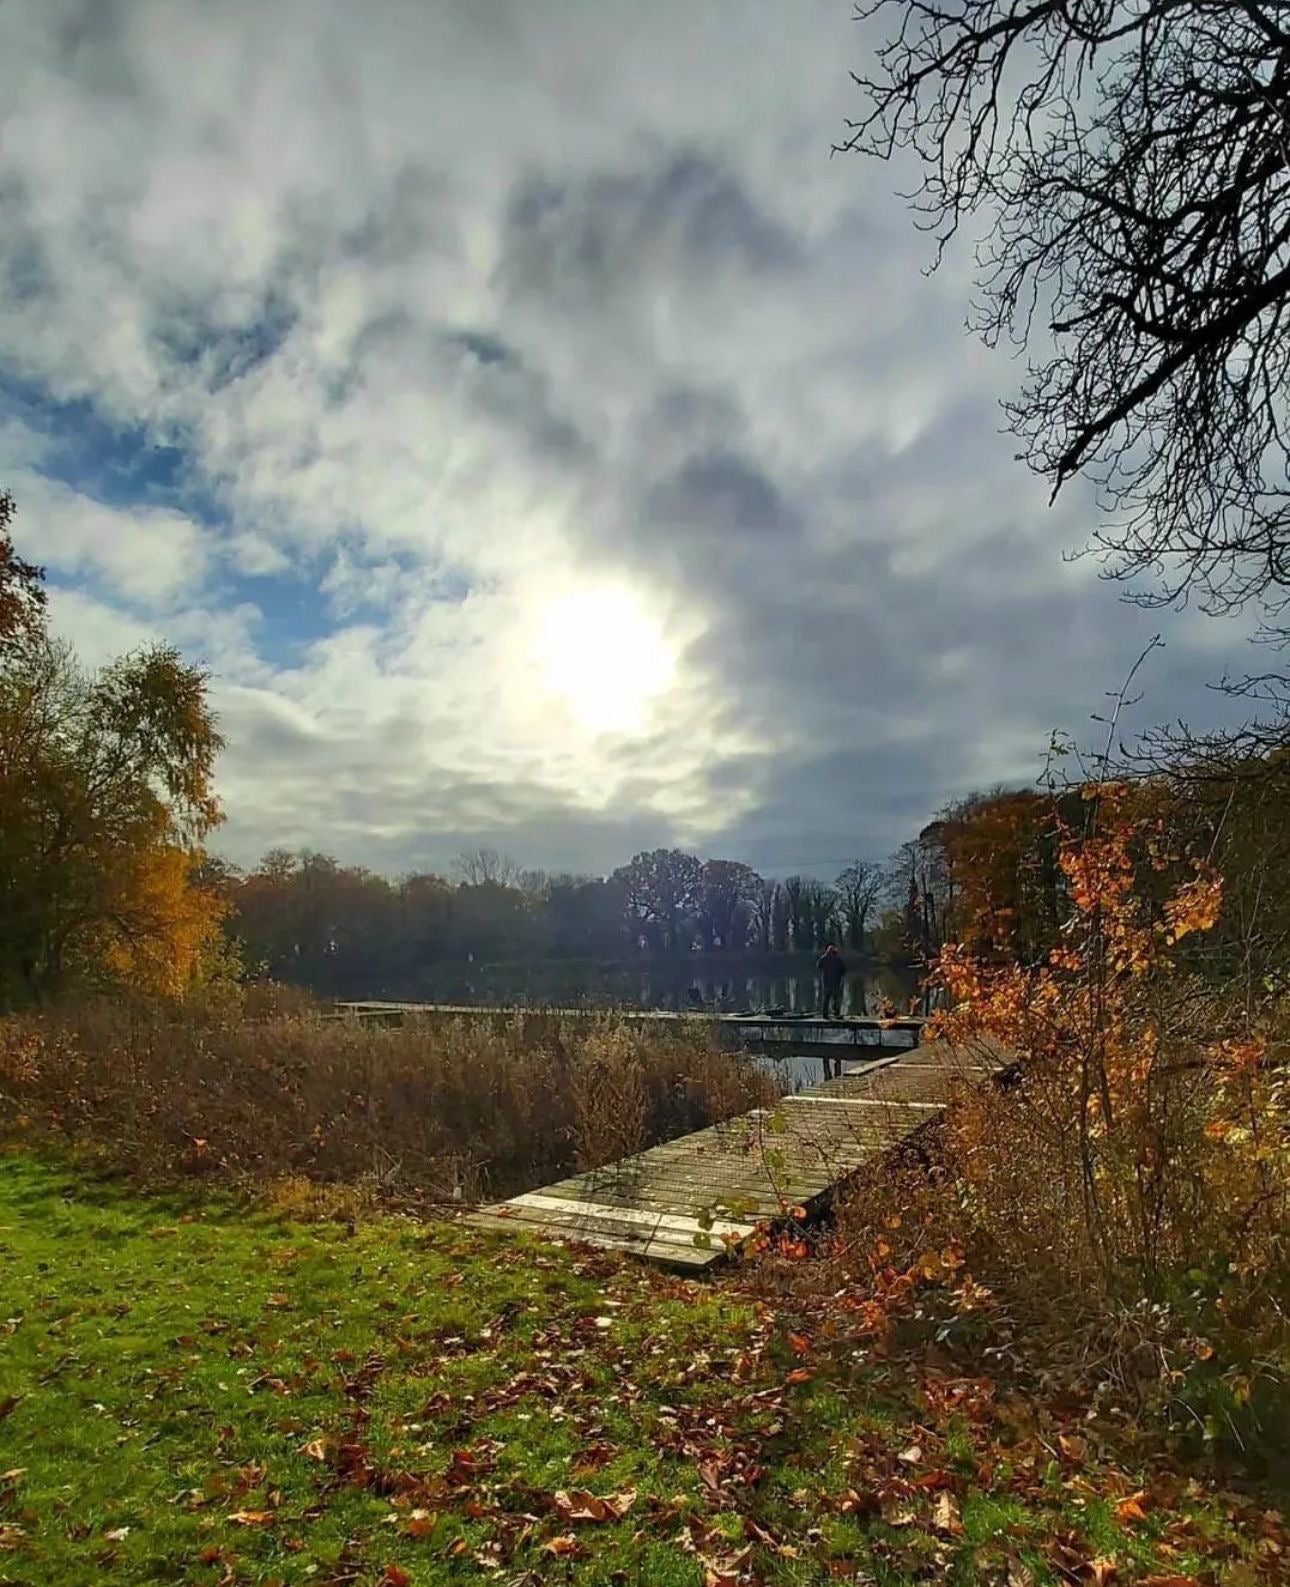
[7,469,209,608]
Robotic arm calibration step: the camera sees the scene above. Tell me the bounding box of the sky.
[0,0,1259,880]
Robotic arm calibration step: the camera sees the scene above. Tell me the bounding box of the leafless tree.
[453,848,520,888]
[835,859,884,952]
[842,2,1290,694]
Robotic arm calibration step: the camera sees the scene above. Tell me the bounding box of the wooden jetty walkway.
[466,1038,1006,1270]
[333,1001,927,1052]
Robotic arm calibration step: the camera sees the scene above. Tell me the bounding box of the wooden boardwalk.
[466,1038,1007,1270]
[333,1001,927,1050]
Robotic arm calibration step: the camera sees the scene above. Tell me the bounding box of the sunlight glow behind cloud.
[534,586,677,736]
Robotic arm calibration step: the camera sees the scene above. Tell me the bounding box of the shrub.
[0,1000,777,1202]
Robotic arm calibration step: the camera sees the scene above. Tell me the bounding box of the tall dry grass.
[0,999,778,1202]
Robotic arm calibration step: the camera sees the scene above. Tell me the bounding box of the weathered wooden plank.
[463,1205,732,1269]
[464,1217,721,1271]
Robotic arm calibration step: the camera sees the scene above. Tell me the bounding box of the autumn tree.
[938,790,1065,963]
[0,634,225,1003]
[844,3,1290,704]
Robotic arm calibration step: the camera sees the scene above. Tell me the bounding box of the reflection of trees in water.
[422,956,915,1013]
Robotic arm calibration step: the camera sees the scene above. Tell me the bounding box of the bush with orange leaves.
[932,785,1287,1300]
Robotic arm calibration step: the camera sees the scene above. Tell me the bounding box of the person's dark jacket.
[816,949,846,989]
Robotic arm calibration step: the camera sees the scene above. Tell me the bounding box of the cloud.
[7,467,209,607]
[0,0,1263,879]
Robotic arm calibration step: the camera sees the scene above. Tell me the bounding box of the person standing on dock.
[816,943,847,1020]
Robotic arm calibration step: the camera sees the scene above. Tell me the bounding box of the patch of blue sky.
[0,369,195,511]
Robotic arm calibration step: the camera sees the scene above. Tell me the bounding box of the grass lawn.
[0,1152,1283,1586]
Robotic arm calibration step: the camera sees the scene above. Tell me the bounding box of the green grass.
[0,1153,1281,1586]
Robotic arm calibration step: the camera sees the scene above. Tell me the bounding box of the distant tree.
[612,848,703,953]
[544,874,628,959]
[450,880,539,962]
[770,881,791,952]
[748,876,782,952]
[778,876,837,951]
[697,859,761,951]
[887,825,954,973]
[0,637,225,1002]
[835,860,883,952]
[398,871,455,968]
[809,882,841,950]
[453,847,520,888]
[844,2,1290,696]
[781,875,809,950]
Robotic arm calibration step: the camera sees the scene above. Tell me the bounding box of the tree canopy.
[0,492,226,1003]
[844,1,1290,672]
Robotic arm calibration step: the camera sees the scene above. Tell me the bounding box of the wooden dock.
[466,1038,1006,1270]
[332,1001,927,1050]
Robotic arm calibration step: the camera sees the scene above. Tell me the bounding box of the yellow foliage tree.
[0,556,225,1004]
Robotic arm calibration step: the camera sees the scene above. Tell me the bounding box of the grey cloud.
[644,449,797,541]
[497,150,800,313]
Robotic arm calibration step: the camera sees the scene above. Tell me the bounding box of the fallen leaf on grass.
[1088,1557,1117,1585]
[300,1438,328,1461]
[0,1395,21,1421]
[445,1446,495,1485]
[742,1514,799,1558]
[553,1487,636,1522]
[701,1544,753,1585]
[1137,1577,1201,1587]
[103,1527,131,1542]
[836,1488,880,1516]
[788,1331,811,1357]
[1114,1491,1149,1525]
[383,1567,412,1587]
[227,1510,275,1527]
[784,1368,812,1385]
[932,1492,963,1536]
[571,1440,618,1472]
[897,1443,923,1464]
[543,1534,585,1558]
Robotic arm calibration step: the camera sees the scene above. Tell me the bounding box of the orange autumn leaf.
[1114,1491,1149,1525]
[553,1487,636,1523]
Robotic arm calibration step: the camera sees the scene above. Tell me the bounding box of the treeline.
[218,848,889,997]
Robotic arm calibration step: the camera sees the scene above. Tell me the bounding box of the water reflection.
[409,958,915,1017]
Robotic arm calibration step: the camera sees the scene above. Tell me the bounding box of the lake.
[385,954,917,1018]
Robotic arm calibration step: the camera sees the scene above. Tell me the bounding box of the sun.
[534,586,676,733]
